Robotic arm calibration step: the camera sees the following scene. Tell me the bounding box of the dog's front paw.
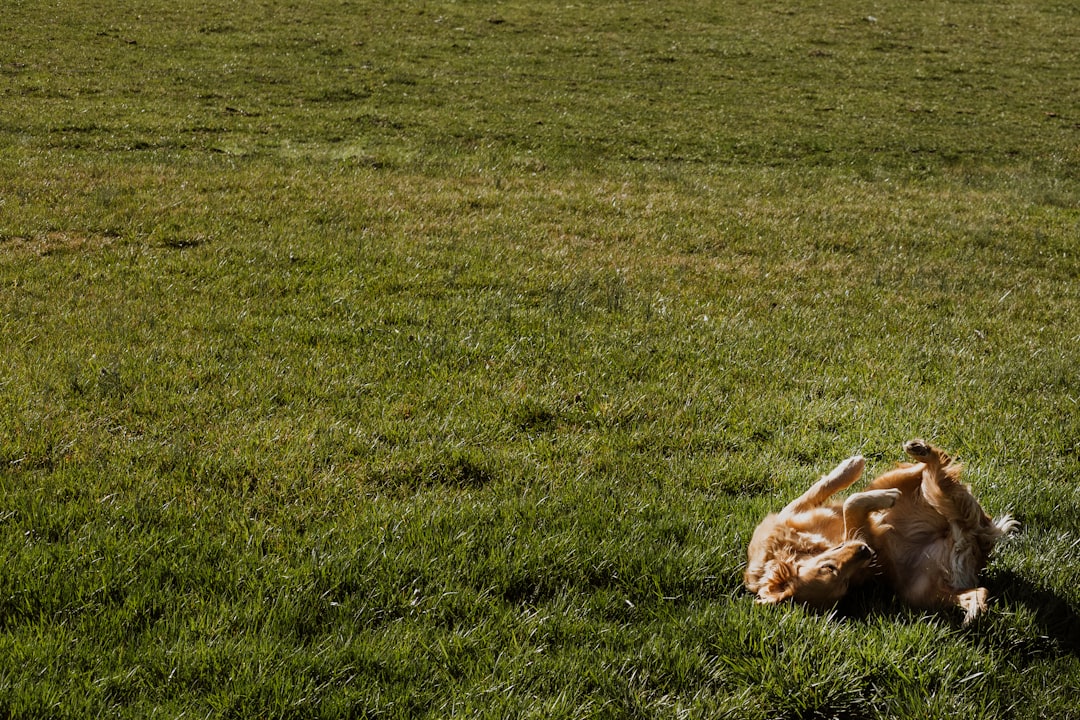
[880,488,902,508]
[903,439,932,460]
[847,488,902,511]
[865,488,901,510]
[837,455,866,476]
[823,455,865,486]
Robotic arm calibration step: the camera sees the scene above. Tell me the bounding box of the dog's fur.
[744,454,892,609]
[745,440,1018,623]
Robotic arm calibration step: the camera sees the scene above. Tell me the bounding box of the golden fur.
[745,440,1018,623]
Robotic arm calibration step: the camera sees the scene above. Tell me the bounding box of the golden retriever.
[745,440,1017,623]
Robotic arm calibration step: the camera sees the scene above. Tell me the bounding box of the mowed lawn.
[1,1,1079,718]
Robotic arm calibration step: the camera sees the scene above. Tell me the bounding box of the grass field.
[2,0,1079,717]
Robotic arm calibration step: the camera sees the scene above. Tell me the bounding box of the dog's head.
[755,542,874,607]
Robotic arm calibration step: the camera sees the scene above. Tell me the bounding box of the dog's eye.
[821,563,838,574]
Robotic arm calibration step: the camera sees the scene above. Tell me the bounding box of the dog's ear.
[756,560,796,604]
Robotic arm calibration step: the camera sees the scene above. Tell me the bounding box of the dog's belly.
[889,534,977,606]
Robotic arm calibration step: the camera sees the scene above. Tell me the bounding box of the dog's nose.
[855,543,872,559]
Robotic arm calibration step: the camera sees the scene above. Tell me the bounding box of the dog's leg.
[780,455,865,516]
[865,461,923,493]
[904,440,1011,624]
[903,439,987,529]
[842,489,901,541]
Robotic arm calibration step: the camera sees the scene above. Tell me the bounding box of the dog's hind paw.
[903,439,955,467]
[958,587,989,626]
[903,439,932,460]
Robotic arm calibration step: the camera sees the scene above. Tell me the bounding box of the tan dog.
[745,440,1017,623]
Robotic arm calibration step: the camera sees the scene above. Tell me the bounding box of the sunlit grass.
[2,0,1079,717]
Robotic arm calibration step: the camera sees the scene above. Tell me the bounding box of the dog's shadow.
[982,570,1080,656]
[836,571,1080,660]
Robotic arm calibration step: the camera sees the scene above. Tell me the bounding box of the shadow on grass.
[985,570,1080,657]
[827,571,1080,661]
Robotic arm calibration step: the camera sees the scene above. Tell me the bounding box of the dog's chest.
[785,508,845,553]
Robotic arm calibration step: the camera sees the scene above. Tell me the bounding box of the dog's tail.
[994,514,1020,537]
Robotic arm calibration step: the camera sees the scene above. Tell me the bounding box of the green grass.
[2,0,1079,717]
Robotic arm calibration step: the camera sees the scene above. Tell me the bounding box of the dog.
[745,440,1017,623]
